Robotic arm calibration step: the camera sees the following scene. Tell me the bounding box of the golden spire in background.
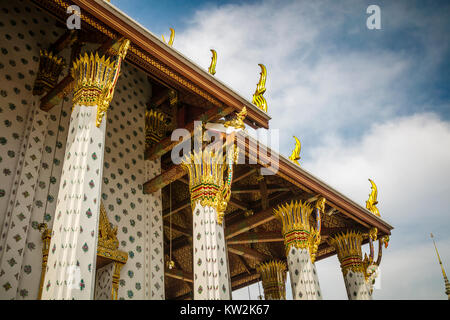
[208,49,217,75]
[288,136,301,166]
[366,178,380,216]
[431,233,450,299]
[162,28,175,47]
[252,64,268,112]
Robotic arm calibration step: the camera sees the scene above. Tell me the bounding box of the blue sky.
[109,0,450,299]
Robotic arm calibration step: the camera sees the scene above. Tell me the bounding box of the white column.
[0,105,48,299]
[41,40,129,299]
[144,159,164,300]
[257,260,287,300]
[328,231,372,300]
[287,247,322,299]
[192,203,229,299]
[182,144,237,300]
[41,105,106,299]
[273,199,324,300]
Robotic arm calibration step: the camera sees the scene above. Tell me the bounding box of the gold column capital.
[256,260,287,300]
[145,109,166,149]
[273,199,321,262]
[328,231,366,277]
[71,38,130,127]
[33,50,65,96]
[181,145,238,225]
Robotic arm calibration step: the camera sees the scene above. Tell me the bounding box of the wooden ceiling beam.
[225,194,296,240]
[49,30,78,54]
[165,269,193,283]
[258,177,269,210]
[148,88,169,108]
[233,167,258,184]
[143,164,186,194]
[227,245,271,262]
[162,198,191,219]
[227,232,283,245]
[229,197,247,211]
[144,104,234,160]
[231,185,290,194]
[163,221,192,237]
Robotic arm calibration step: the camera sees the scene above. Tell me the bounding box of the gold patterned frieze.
[33,49,65,96]
[256,260,287,300]
[273,199,322,263]
[71,38,130,127]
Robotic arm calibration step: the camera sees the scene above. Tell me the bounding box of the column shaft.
[287,247,321,300]
[193,203,229,299]
[0,105,48,299]
[41,105,106,299]
[144,159,164,300]
[328,231,372,300]
[273,199,323,300]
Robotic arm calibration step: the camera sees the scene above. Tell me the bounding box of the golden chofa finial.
[208,49,217,75]
[162,28,175,47]
[288,136,301,166]
[366,179,380,217]
[224,107,247,131]
[252,64,267,112]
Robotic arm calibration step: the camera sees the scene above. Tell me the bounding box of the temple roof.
[32,0,271,129]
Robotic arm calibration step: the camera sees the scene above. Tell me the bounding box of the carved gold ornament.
[71,38,130,127]
[37,223,52,299]
[145,109,166,149]
[181,143,238,225]
[288,136,301,166]
[252,64,268,112]
[366,179,380,216]
[33,50,65,96]
[329,228,387,286]
[328,231,366,277]
[224,107,247,131]
[256,260,287,300]
[208,49,217,75]
[162,28,175,47]
[273,199,322,263]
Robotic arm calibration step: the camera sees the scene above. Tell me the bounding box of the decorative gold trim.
[224,107,247,131]
[208,49,217,75]
[256,260,287,300]
[71,38,130,127]
[162,28,175,47]
[252,64,267,112]
[273,199,321,263]
[328,231,366,277]
[145,109,166,149]
[37,223,52,300]
[288,136,301,166]
[33,50,65,96]
[181,141,238,225]
[366,179,380,216]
